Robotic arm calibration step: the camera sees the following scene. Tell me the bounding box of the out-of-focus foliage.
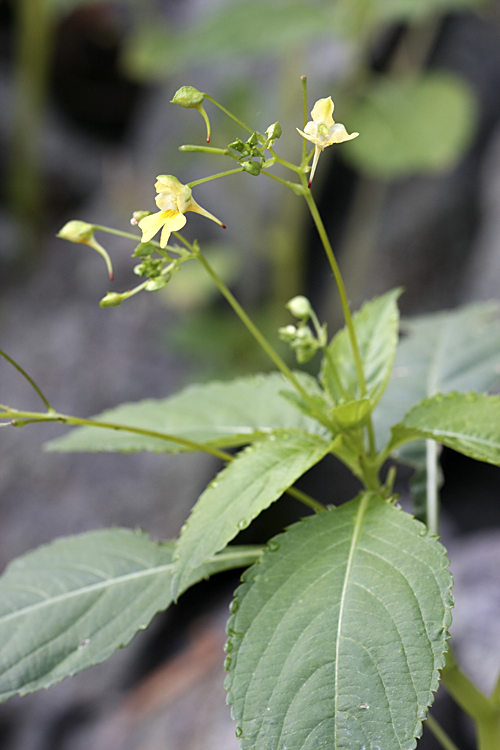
[343,72,477,177]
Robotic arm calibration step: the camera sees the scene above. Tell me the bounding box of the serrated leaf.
[45,372,328,454]
[172,431,331,597]
[226,494,453,750]
[321,289,401,406]
[344,72,476,177]
[374,302,500,451]
[0,529,261,703]
[389,392,500,466]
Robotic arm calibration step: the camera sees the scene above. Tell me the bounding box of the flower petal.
[327,122,359,145]
[296,126,319,147]
[138,211,169,243]
[311,97,334,127]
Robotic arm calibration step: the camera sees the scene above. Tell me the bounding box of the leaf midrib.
[334,494,370,747]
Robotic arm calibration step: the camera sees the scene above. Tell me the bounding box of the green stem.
[442,647,500,750]
[302,189,366,396]
[267,147,302,174]
[179,145,237,158]
[286,486,326,514]
[301,75,308,162]
[261,169,303,193]
[204,94,254,134]
[93,225,141,242]
[426,715,462,750]
[2,408,232,462]
[303,188,378,461]
[194,250,333,431]
[0,349,54,412]
[188,168,243,187]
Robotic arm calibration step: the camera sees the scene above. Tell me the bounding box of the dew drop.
[77,638,90,650]
[358,704,369,710]
[229,599,239,614]
[237,519,249,530]
[223,656,232,671]
[235,726,243,738]
[267,540,280,552]
[224,641,233,653]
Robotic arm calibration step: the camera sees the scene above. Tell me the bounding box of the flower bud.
[145,276,169,291]
[131,210,152,226]
[57,220,94,244]
[286,295,312,319]
[100,292,122,307]
[171,86,211,142]
[241,160,261,176]
[278,325,297,342]
[171,86,205,108]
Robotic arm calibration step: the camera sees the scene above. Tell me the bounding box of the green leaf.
[45,372,329,454]
[390,392,500,466]
[344,72,476,177]
[226,494,452,750]
[123,2,338,80]
[374,302,500,451]
[371,0,485,22]
[0,529,261,703]
[172,430,331,598]
[321,288,401,406]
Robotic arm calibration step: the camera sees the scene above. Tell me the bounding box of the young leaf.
[374,302,500,451]
[389,392,500,466]
[0,529,261,703]
[321,288,401,406]
[172,430,331,598]
[45,372,328,454]
[226,494,453,750]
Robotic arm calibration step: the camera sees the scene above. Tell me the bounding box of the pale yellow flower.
[138,175,225,248]
[296,97,358,186]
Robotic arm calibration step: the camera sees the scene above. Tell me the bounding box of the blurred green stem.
[9,0,56,255]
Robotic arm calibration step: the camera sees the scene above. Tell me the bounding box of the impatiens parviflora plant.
[1,78,500,750]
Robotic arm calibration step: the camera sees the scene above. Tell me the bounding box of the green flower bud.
[145,276,169,291]
[57,220,94,244]
[278,324,297,342]
[266,121,282,141]
[241,160,261,176]
[171,86,211,142]
[100,292,122,307]
[132,242,156,258]
[130,210,152,226]
[171,86,205,108]
[286,295,312,319]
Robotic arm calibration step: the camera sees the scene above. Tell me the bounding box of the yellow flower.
[138,175,225,248]
[296,97,358,186]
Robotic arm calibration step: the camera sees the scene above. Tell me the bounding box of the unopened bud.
[131,210,152,226]
[171,86,205,108]
[171,86,211,142]
[278,325,297,342]
[241,160,261,176]
[145,276,169,291]
[265,122,282,142]
[57,220,94,244]
[100,292,122,307]
[286,295,312,319]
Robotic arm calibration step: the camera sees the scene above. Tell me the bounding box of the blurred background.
[1,0,500,748]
